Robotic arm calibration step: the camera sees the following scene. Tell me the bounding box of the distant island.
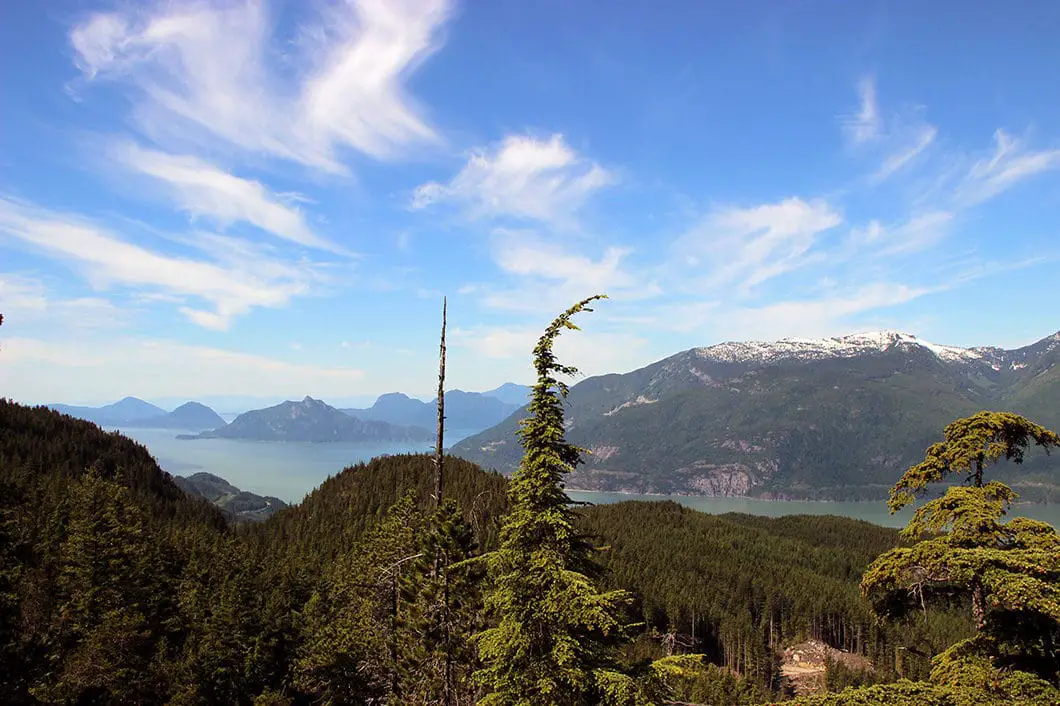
[173,472,287,522]
[179,396,433,443]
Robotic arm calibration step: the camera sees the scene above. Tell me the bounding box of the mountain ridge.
[453,329,1060,500]
[48,397,227,430]
[340,388,521,432]
[50,396,168,426]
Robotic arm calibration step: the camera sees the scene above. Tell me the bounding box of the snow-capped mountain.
[698,330,1006,366]
[454,329,1060,499]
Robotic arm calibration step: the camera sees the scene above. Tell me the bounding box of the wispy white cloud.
[0,273,127,331]
[848,210,954,257]
[0,271,129,332]
[841,77,937,183]
[957,129,1060,204]
[674,197,843,294]
[0,335,365,402]
[871,124,937,183]
[467,230,659,314]
[69,0,451,172]
[0,197,328,331]
[112,142,343,252]
[411,134,615,225]
[842,76,882,145]
[449,324,653,381]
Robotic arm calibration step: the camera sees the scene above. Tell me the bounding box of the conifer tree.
[0,479,25,698]
[31,470,169,703]
[861,411,1060,684]
[295,494,423,703]
[474,295,700,705]
[398,497,483,703]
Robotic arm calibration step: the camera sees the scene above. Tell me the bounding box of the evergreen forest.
[1,301,1058,705]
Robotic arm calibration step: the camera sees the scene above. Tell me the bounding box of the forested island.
[179,396,434,443]
[1,300,1058,705]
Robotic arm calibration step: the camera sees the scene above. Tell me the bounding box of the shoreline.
[564,487,1053,507]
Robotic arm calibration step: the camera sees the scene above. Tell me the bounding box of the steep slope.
[0,399,226,527]
[453,330,1060,499]
[340,389,518,433]
[186,396,432,442]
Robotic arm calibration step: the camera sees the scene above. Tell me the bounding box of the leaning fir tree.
[474,295,699,706]
[861,411,1060,690]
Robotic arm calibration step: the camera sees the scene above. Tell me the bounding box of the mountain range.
[47,384,532,443]
[180,396,434,443]
[340,388,526,432]
[51,397,226,430]
[453,330,1060,501]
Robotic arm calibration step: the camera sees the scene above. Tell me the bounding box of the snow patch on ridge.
[604,395,659,416]
[696,330,985,365]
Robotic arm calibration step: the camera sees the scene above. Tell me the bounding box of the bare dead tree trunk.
[433,297,453,706]
[435,297,447,508]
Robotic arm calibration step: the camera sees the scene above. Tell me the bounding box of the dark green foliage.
[2,397,1057,704]
[887,410,1060,512]
[581,502,973,692]
[786,651,1060,705]
[863,412,1060,683]
[0,398,227,528]
[474,296,701,705]
[253,452,508,566]
[675,663,769,705]
[30,470,174,703]
[784,678,1055,706]
[295,494,423,702]
[398,498,484,703]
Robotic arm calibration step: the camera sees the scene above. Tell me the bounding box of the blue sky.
[1,0,1059,408]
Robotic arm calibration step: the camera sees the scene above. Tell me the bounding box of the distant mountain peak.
[377,392,413,401]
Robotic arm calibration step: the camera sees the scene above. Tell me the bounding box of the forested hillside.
[1,397,1058,703]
